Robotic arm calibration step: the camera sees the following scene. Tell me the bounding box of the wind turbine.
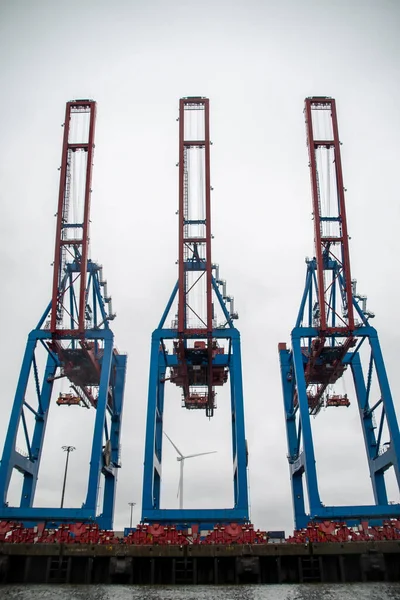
[164,432,217,510]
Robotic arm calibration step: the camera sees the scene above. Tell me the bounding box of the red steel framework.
[176,97,215,411]
[141,96,249,524]
[305,97,355,335]
[178,97,212,334]
[304,97,356,396]
[279,97,400,528]
[50,100,96,334]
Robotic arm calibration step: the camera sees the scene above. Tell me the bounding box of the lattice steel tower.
[0,100,126,529]
[141,97,249,526]
[279,97,400,529]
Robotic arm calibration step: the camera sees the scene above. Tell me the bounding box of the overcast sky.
[0,0,399,534]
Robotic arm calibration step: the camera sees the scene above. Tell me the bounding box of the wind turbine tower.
[164,433,216,510]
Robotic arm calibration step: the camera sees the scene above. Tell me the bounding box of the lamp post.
[60,445,75,508]
[128,501,136,529]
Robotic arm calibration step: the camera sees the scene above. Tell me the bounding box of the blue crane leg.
[279,346,307,529]
[99,353,127,530]
[153,355,166,510]
[229,342,238,504]
[291,335,322,514]
[230,333,249,514]
[351,352,388,505]
[370,333,400,487]
[142,333,163,515]
[20,353,57,507]
[84,332,114,514]
[0,337,36,505]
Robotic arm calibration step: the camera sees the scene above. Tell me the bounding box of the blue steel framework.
[279,97,400,529]
[0,100,126,529]
[141,97,249,526]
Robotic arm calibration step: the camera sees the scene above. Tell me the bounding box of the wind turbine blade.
[164,431,184,458]
[183,451,217,460]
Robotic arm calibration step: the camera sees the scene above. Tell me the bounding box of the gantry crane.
[141,97,249,527]
[279,97,400,529]
[0,100,126,529]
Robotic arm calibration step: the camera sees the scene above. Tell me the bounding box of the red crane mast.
[50,100,96,334]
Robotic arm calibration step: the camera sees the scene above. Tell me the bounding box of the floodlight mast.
[278,97,400,529]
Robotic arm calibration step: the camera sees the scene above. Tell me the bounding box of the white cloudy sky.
[0,0,399,533]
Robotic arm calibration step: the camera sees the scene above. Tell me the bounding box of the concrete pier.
[1,541,399,584]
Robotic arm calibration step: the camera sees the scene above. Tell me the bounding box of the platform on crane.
[182,391,216,410]
[49,342,101,387]
[302,345,348,385]
[56,394,81,406]
[326,394,350,408]
[170,342,228,390]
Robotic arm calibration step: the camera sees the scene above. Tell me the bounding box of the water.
[1,584,400,600]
